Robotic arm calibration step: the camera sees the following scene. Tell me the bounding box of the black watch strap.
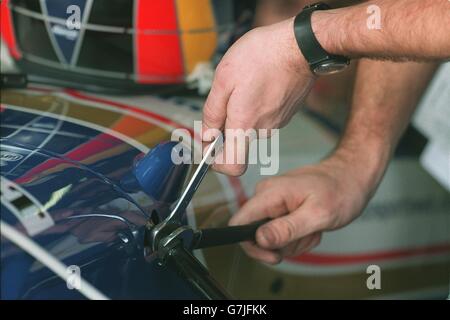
[294,2,349,74]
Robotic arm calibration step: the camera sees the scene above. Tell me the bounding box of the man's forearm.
[255,0,364,26]
[333,60,437,194]
[312,0,450,60]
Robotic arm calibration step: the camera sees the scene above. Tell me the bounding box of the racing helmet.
[1,0,255,92]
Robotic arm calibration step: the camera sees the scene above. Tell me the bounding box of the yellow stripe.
[176,0,218,73]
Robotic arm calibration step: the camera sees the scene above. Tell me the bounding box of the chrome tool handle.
[165,135,223,224]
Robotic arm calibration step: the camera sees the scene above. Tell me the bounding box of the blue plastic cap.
[132,141,189,203]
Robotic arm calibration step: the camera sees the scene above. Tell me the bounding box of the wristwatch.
[293,2,350,75]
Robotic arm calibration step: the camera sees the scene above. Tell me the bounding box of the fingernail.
[259,226,275,247]
[203,128,217,142]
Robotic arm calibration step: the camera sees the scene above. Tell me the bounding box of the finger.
[229,189,288,227]
[212,117,250,176]
[202,74,232,140]
[300,232,322,254]
[256,201,327,249]
[239,241,282,265]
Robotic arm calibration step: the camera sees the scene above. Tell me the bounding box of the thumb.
[256,201,326,249]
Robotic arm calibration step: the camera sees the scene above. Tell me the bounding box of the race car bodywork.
[0,87,203,299]
[1,86,449,299]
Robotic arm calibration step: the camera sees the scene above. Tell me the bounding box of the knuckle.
[256,176,284,192]
[214,63,230,84]
[213,77,227,95]
[203,101,224,126]
[227,114,253,130]
[226,164,247,177]
[215,164,246,177]
[203,98,214,113]
[326,212,341,229]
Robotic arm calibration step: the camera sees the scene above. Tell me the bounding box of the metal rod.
[165,242,231,300]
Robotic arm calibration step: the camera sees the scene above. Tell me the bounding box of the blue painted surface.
[0,107,200,299]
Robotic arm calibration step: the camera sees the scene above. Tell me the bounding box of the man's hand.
[228,58,437,265]
[202,18,314,176]
[228,151,378,264]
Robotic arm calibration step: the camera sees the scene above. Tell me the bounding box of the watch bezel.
[312,61,350,75]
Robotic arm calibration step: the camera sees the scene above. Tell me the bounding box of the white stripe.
[70,0,93,66]
[3,104,149,153]
[6,102,68,175]
[267,253,450,276]
[0,221,109,300]
[57,92,175,132]
[11,5,127,34]
[132,0,138,79]
[10,5,234,35]
[1,124,87,139]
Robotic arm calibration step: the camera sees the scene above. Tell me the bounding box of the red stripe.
[288,243,450,265]
[0,0,21,59]
[65,89,190,135]
[135,0,184,84]
[15,136,122,184]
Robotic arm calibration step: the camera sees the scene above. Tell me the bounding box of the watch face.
[313,61,348,75]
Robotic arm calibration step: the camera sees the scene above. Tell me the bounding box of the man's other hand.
[229,153,375,264]
[202,18,314,176]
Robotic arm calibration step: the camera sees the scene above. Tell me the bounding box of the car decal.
[1,176,54,236]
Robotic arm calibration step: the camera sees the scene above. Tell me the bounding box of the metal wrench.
[149,135,223,252]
